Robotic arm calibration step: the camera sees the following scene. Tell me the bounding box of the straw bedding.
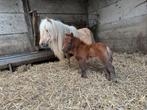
[0,53,147,110]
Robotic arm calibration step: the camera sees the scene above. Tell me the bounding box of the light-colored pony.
[39,18,95,60]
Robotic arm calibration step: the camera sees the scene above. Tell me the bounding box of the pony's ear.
[46,17,52,23]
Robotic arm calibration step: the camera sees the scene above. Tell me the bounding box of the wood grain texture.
[0,50,54,70]
[0,0,24,13]
[0,14,28,34]
[29,0,87,14]
[39,13,87,23]
[88,0,147,53]
[0,33,34,56]
[29,0,88,25]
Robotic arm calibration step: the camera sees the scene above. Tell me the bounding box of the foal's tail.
[106,46,113,63]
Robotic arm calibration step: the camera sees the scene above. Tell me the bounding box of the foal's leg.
[104,68,111,81]
[66,53,71,67]
[78,59,87,78]
[105,62,116,81]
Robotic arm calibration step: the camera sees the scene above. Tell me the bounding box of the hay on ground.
[0,53,147,110]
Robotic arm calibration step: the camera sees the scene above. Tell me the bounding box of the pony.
[39,18,95,60]
[62,33,116,81]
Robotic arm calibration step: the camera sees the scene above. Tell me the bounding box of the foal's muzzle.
[62,48,68,53]
[63,43,72,53]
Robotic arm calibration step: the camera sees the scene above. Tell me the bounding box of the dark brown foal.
[63,33,116,81]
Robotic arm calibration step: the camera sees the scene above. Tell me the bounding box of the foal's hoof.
[112,78,118,83]
[68,64,71,68]
[107,77,118,83]
[81,74,88,78]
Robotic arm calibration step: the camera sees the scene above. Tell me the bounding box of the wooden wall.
[0,0,88,56]
[28,0,88,28]
[88,0,147,53]
[0,0,34,56]
[1,0,147,55]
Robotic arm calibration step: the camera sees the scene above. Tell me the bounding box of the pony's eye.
[45,29,48,32]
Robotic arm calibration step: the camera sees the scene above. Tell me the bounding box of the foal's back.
[74,37,107,62]
[88,43,108,62]
[73,38,91,58]
[90,43,107,54]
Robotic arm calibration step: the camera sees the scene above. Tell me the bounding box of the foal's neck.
[72,37,87,49]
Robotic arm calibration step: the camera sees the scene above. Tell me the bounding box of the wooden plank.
[0,14,28,34]
[99,22,147,53]
[29,0,87,14]
[0,0,24,13]
[0,33,34,56]
[100,36,147,53]
[88,0,147,25]
[98,0,147,24]
[29,10,40,47]
[39,13,87,24]
[88,0,119,13]
[99,21,147,40]
[99,14,147,31]
[100,37,137,53]
[0,50,55,70]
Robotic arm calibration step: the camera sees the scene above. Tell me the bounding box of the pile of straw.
[0,53,146,110]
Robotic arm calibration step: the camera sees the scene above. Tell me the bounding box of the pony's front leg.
[57,52,65,61]
[78,59,87,78]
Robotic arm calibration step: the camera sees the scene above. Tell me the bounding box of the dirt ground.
[0,53,147,110]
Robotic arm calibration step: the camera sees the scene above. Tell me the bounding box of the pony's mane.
[39,18,79,38]
[68,34,87,46]
[39,18,61,32]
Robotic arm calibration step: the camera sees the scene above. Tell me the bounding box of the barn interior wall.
[0,0,88,56]
[29,0,88,28]
[88,0,147,53]
[1,0,147,56]
[0,0,34,56]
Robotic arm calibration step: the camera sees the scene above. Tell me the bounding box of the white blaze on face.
[40,29,51,44]
[39,19,54,46]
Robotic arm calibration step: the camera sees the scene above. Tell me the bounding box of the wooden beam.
[29,10,40,47]
[0,50,55,70]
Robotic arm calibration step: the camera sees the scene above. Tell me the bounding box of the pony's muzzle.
[40,42,48,48]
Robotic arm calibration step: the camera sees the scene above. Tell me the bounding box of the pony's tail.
[106,46,113,63]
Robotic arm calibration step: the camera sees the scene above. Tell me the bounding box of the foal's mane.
[67,33,88,48]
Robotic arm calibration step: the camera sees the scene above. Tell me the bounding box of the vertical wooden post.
[29,10,40,50]
[8,64,13,73]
